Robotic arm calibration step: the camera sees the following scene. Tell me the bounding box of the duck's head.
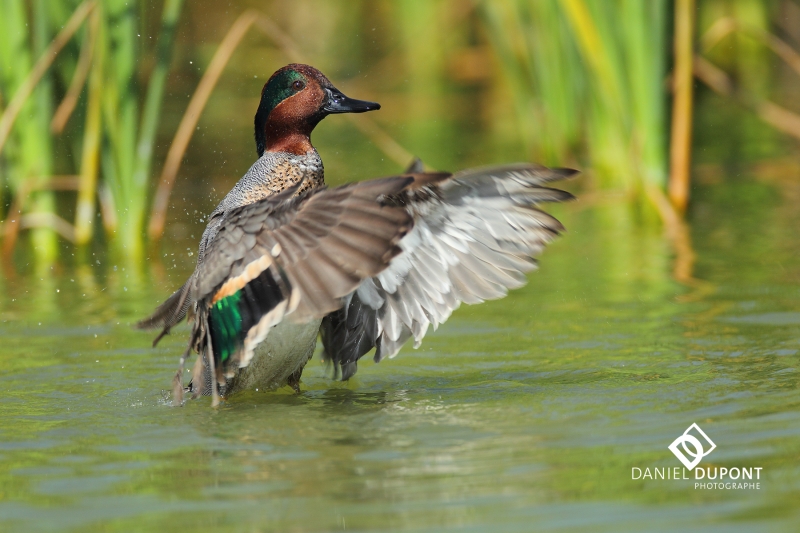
[254,64,380,156]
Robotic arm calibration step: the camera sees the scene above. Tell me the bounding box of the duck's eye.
[292,80,305,91]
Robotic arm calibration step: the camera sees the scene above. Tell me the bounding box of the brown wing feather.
[194,175,416,323]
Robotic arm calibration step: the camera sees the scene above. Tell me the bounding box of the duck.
[138,64,577,407]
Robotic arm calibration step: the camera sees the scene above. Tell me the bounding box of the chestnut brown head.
[254,64,380,156]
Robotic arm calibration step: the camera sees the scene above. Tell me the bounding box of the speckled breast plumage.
[198,149,324,264]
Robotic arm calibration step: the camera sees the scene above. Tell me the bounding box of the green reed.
[0,0,183,262]
[0,0,58,262]
[479,0,669,192]
[100,0,183,258]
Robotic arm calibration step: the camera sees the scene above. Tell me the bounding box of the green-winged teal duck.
[138,64,577,406]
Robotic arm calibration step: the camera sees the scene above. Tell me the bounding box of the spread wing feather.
[320,164,576,379]
[194,176,416,376]
[139,176,415,383]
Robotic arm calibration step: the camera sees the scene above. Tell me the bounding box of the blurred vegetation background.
[0,0,797,269]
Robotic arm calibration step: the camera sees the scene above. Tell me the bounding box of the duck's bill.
[323,87,380,114]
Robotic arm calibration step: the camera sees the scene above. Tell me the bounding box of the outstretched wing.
[188,176,416,377]
[320,164,576,379]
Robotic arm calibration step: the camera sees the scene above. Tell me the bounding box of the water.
[1,168,798,531]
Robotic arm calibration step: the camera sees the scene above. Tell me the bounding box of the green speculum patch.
[206,267,287,367]
[209,291,244,363]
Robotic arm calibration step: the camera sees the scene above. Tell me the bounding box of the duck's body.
[187,150,325,397]
[138,64,576,406]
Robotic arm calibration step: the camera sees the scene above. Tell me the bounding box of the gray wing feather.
[321,163,576,376]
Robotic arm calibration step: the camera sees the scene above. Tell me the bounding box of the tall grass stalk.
[125,0,184,253]
[29,0,57,262]
[0,0,58,262]
[94,0,183,257]
[669,0,696,212]
[74,10,102,245]
[99,0,140,255]
[148,10,258,241]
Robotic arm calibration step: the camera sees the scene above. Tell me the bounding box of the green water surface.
[1,172,798,532]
